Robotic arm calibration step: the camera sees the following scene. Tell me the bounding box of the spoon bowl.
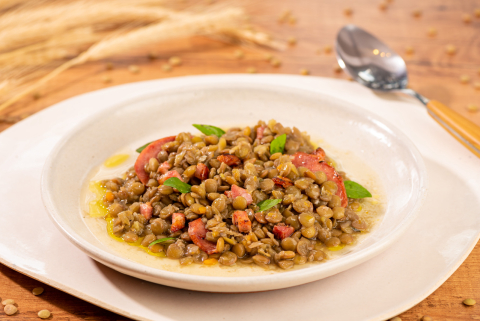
[336,24,480,158]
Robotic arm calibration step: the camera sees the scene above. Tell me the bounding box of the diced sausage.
[134,136,176,184]
[188,219,217,254]
[170,213,186,233]
[217,154,241,166]
[158,170,183,185]
[194,163,209,180]
[272,176,293,188]
[256,125,266,140]
[140,202,153,220]
[157,161,171,174]
[224,184,253,205]
[273,224,295,240]
[232,211,251,233]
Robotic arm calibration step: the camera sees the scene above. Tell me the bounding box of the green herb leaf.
[163,177,191,194]
[192,124,225,137]
[136,142,152,153]
[344,181,372,198]
[270,134,287,154]
[257,199,282,212]
[148,237,176,247]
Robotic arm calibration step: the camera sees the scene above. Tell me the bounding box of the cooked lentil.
[463,298,476,306]
[90,120,378,270]
[2,299,14,306]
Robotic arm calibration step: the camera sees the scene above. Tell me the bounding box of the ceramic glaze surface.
[0,75,478,321]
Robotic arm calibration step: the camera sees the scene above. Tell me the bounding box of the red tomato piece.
[232,211,252,233]
[134,136,176,184]
[188,219,217,254]
[224,184,253,205]
[291,151,325,171]
[273,224,295,240]
[217,154,241,166]
[157,161,171,174]
[158,170,183,185]
[272,176,293,188]
[170,213,186,233]
[195,163,209,180]
[140,202,153,220]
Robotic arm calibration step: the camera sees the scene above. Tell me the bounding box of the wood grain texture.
[1,0,479,320]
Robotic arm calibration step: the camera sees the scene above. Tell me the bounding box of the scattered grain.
[473,82,480,90]
[324,45,333,54]
[128,65,140,74]
[270,58,281,67]
[463,14,472,23]
[169,56,182,66]
[343,7,353,16]
[460,75,470,84]
[422,316,433,321]
[333,64,343,73]
[264,53,273,61]
[390,317,402,321]
[278,10,291,23]
[405,46,414,54]
[32,92,41,100]
[102,75,112,83]
[427,27,437,37]
[234,49,244,59]
[162,64,172,72]
[475,8,480,18]
[148,51,158,60]
[105,62,114,70]
[379,1,388,10]
[38,309,51,319]
[288,16,297,25]
[412,9,422,17]
[299,68,309,75]
[287,36,296,46]
[463,298,477,306]
[246,67,257,73]
[32,287,44,296]
[2,299,14,306]
[467,104,479,112]
[4,304,17,316]
[445,44,456,55]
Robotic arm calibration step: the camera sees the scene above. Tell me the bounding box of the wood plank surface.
[1,0,479,320]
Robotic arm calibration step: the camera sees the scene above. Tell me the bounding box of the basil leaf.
[270,134,287,154]
[136,142,152,153]
[257,199,282,212]
[163,177,191,194]
[193,124,225,137]
[344,181,372,198]
[148,237,176,247]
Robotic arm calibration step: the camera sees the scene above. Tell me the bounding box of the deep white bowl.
[41,81,427,292]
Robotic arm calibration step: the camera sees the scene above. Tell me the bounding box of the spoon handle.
[426,100,480,158]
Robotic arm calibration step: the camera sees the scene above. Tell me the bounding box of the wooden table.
[1,0,479,319]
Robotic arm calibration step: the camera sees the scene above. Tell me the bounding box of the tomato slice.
[134,136,176,185]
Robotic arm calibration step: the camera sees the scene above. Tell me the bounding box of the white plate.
[0,75,479,320]
[41,83,426,292]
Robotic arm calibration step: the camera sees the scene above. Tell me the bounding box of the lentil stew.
[88,120,379,270]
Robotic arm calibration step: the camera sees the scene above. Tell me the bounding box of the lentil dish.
[88,120,377,270]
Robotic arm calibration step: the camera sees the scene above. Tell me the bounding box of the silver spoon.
[336,24,480,158]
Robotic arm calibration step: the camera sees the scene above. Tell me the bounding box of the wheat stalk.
[0,8,245,112]
[0,5,187,52]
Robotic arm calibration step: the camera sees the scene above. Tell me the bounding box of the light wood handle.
[426,100,480,158]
